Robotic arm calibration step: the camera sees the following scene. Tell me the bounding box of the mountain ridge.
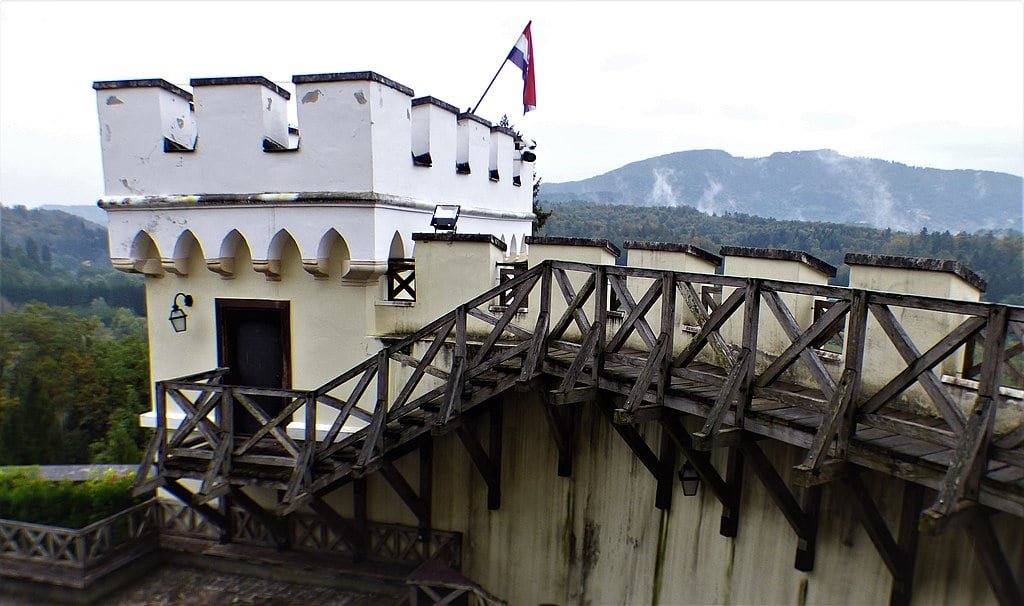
[540,149,1023,233]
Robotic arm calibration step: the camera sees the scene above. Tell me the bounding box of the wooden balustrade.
[142,258,1024,603]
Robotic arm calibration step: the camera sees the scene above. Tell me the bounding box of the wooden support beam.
[891,481,924,606]
[353,477,367,563]
[539,391,575,477]
[552,386,597,406]
[309,495,366,558]
[162,478,228,533]
[843,473,903,578]
[720,446,744,538]
[549,269,594,340]
[229,486,288,550]
[599,400,665,505]
[656,425,678,511]
[379,459,431,527]
[419,439,434,540]
[489,401,504,511]
[794,368,857,484]
[741,441,818,571]
[965,510,1024,606]
[455,418,502,510]
[660,415,736,510]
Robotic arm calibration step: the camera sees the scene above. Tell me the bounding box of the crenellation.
[94,71,535,217]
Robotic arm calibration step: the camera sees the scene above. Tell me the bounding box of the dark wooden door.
[216,300,290,435]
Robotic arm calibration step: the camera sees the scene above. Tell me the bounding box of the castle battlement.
[92,71,534,216]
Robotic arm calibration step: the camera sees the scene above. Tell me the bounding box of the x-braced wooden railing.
[140,259,1024,605]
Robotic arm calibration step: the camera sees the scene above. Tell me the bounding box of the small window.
[497,261,528,309]
[387,258,416,302]
[812,299,845,354]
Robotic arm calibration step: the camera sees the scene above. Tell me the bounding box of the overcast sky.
[1,0,1022,208]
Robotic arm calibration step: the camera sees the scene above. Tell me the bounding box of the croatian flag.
[507,22,536,113]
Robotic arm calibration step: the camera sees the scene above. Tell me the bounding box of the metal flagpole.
[471,60,509,115]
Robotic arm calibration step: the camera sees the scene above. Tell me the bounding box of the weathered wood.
[843,472,902,577]
[869,302,966,434]
[756,297,849,390]
[162,479,227,532]
[606,276,660,351]
[656,425,677,510]
[472,274,539,365]
[673,286,747,368]
[891,481,924,606]
[741,441,815,559]
[720,446,744,537]
[467,307,532,340]
[319,366,377,452]
[621,335,669,417]
[235,395,308,457]
[308,495,365,557]
[520,311,549,384]
[795,368,857,474]
[555,321,601,393]
[794,484,821,571]
[540,391,575,477]
[552,386,598,406]
[861,315,986,415]
[233,392,301,458]
[761,289,838,400]
[678,280,735,367]
[489,401,504,511]
[693,349,751,448]
[599,400,663,484]
[455,421,501,510]
[549,269,595,339]
[379,459,430,527]
[660,415,736,509]
[965,510,1024,606]
[393,320,456,410]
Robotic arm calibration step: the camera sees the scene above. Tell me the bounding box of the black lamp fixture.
[169,292,193,333]
[431,204,461,232]
[679,461,701,497]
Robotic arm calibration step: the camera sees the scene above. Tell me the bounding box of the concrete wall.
[320,392,1022,605]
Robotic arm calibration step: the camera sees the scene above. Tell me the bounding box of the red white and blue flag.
[507,22,536,113]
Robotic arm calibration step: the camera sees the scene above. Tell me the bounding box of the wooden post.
[659,272,676,407]
[838,289,868,456]
[737,279,761,427]
[593,266,608,381]
[720,446,744,537]
[354,478,368,562]
[488,401,504,510]
[419,439,433,542]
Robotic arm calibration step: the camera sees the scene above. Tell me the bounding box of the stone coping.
[96,192,535,222]
[489,125,517,138]
[623,240,722,266]
[189,76,291,100]
[844,253,987,292]
[411,96,460,114]
[412,232,507,251]
[456,112,493,129]
[524,236,620,258]
[291,71,414,96]
[720,246,837,277]
[92,78,193,102]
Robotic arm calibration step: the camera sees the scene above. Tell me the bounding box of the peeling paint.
[266,97,273,111]
[354,91,367,105]
[301,89,322,104]
[106,95,123,106]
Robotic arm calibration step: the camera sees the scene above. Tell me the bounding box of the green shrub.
[0,468,150,528]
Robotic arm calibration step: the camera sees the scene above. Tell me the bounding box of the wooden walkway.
[136,259,1024,605]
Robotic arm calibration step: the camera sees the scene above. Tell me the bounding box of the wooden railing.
[146,260,1024,524]
[0,500,157,571]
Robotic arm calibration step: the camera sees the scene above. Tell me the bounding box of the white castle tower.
[94,72,536,427]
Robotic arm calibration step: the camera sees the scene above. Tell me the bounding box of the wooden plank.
[233,392,301,458]
[660,415,736,508]
[741,441,812,541]
[455,422,501,510]
[393,320,456,410]
[843,473,902,577]
[472,274,539,366]
[621,335,669,416]
[891,481,924,606]
[467,307,532,340]
[555,321,602,392]
[796,368,857,472]
[319,366,377,451]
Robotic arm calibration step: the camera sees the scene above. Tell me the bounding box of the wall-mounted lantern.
[169,292,193,333]
[431,204,461,232]
[679,461,701,497]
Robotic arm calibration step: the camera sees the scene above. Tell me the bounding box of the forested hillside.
[1,206,150,465]
[1,205,144,314]
[540,149,1023,233]
[540,202,1023,305]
